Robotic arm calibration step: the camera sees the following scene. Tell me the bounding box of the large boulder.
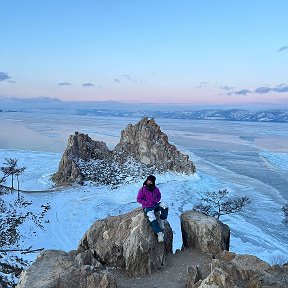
[16,208,173,287]
[181,211,230,256]
[16,250,116,288]
[78,208,173,276]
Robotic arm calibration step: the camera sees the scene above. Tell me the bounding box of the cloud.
[195,81,209,89]
[254,87,272,94]
[58,82,71,86]
[82,83,95,87]
[123,74,132,80]
[229,84,288,96]
[0,72,12,82]
[233,89,252,95]
[272,84,288,93]
[221,85,234,91]
[253,84,288,94]
[278,46,288,52]
[115,74,143,83]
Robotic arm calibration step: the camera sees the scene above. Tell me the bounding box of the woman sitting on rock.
[137,175,168,242]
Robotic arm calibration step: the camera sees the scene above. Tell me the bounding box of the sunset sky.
[1,1,288,105]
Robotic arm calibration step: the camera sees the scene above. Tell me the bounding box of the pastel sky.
[1,0,288,105]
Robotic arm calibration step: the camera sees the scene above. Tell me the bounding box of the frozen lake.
[0,111,287,265]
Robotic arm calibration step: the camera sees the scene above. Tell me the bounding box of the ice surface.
[259,151,288,172]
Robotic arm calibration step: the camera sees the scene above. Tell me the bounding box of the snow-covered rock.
[52,117,196,185]
[114,117,195,173]
[52,131,111,185]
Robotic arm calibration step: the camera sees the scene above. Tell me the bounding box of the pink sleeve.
[156,187,161,203]
[137,187,146,205]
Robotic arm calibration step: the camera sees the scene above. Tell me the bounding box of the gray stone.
[187,265,202,288]
[79,207,173,276]
[181,211,230,256]
[197,268,239,288]
[16,250,116,288]
[75,249,102,268]
[193,251,288,288]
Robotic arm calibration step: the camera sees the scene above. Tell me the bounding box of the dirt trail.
[0,184,65,194]
[110,248,213,288]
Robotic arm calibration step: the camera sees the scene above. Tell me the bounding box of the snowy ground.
[1,112,288,282]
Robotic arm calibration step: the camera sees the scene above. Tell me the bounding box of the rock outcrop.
[16,208,173,288]
[186,250,288,288]
[17,209,287,288]
[79,208,173,276]
[16,250,116,288]
[181,211,230,256]
[52,117,195,185]
[52,132,111,185]
[114,117,195,173]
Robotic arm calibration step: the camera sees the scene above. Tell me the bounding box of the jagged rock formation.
[79,208,173,276]
[114,117,195,173]
[186,250,288,288]
[52,132,111,185]
[181,211,230,257]
[52,117,196,186]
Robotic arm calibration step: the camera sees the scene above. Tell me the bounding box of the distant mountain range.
[1,96,288,123]
[75,108,288,123]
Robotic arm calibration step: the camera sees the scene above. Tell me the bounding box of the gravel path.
[110,248,213,288]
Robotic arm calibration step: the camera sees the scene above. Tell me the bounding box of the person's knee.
[147,211,156,222]
[159,202,169,220]
[159,202,168,209]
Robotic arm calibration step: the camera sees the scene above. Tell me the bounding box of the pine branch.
[0,246,44,254]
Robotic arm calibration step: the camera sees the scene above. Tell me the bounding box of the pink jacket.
[137,185,161,208]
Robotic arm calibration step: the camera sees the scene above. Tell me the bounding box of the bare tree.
[1,158,25,190]
[0,195,50,287]
[1,158,17,189]
[15,167,26,199]
[193,189,251,219]
[282,203,288,217]
[0,174,6,185]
